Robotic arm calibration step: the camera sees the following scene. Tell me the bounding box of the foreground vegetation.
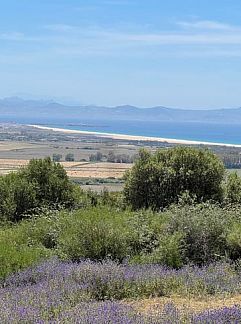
[2,147,241,322]
[1,258,241,323]
[2,203,241,278]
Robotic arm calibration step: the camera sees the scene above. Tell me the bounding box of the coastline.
[28,124,241,148]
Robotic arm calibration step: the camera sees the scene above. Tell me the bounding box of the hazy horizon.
[1,95,241,111]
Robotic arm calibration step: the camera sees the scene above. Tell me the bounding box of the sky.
[1,0,241,109]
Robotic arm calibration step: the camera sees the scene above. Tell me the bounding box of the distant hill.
[1,97,241,124]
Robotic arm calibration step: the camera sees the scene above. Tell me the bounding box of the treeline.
[53,153,75,162]
[223,156,241,169]
[53,151,136,163]
[211,146,241,169]
[89,151,137,163]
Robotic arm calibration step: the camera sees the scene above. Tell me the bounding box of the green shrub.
[65,153,75,161]
[0,177,16,222]
[226,172,241,204]
[126,209,167,255]
[164,204,233,265]
[0,158,79,222]
[57,207,134,262]
[0,226,52,279]
[21,157,75,208]
[131,232,184,268]
[52,153,62,162]
[3,201,241,280]
[226,222,241,260]
[124,147,225,210]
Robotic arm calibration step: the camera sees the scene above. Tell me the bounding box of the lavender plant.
[1,258,241,322]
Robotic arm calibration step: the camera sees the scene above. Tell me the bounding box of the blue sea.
[41,119,241,145]
[4,116,241,145]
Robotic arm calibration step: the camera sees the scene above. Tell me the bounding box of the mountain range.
[1,97,241,124]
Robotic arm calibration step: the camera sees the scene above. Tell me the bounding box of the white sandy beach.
[29,124,241,148]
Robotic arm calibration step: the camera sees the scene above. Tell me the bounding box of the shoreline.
[28,124,241,148]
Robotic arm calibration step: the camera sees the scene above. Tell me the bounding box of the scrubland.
[1,148,241,322]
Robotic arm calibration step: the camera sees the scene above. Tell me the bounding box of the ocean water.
[3,116,241,145]
[45,119,241,145]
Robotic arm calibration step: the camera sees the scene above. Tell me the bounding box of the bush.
[164,203,234,265]
[3,201,241,279]
[0,225,52,279]
[52,153,62,162]
[65,153,75,161]
[0,173,37,222]
[57,207,134,262]
[226,222,241,260]
[7,173,38,222]
[21,157,75,207]
[0,176,16,222]
[226,172,241,204]
[124,147,225,210]
[0,158,78,222]
[89,152,103,162]
[131,232,184,268]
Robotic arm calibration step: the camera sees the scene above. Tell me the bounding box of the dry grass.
[0,159,131,179]
[66,162,131,178]
[0,142,42,151]
[128,294,241,314]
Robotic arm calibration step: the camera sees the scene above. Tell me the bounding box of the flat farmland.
[0,140,140,161]
[0,159,132,179]
[65,162,131,178]
[0,136,136,191]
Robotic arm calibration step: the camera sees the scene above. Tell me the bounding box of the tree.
[124,147,225,210]
[0,173,38,222]
[0,158,78,222]
[65,153,75,162]
[21,157,76,208]
[89,152,103,162]
[52,154,62,162]
[107,151,116,163]
[226,172,241,204]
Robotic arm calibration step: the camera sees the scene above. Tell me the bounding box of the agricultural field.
[0,159,131,179]
[0,124,148,162]
[0,125,137,191]
[0,125,239,196]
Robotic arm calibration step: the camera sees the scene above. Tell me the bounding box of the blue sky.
[1,0,241,108]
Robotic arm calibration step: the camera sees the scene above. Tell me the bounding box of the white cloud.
[2,20,241,59]
[39,23,241,46]
[177,20,236,31]
[122,32,241,45]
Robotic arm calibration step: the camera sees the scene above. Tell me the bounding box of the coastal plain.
[0,124,143,191]
[0,123,241,191]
